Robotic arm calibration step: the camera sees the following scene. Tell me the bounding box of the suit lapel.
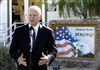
[33,24,43,50]
[24,24,30,45]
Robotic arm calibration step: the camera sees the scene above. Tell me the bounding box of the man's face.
[28,9,41,26]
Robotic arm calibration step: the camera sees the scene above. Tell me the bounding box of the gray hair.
[28,6,41,16]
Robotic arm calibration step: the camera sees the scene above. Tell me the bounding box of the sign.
[52,24,97,60]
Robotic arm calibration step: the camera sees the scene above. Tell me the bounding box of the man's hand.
[18,54,27,67]
[38,52,49,66]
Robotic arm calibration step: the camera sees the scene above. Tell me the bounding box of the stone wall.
[48,20,100,70]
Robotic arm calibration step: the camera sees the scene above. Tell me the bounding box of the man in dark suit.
[9,5,57,70]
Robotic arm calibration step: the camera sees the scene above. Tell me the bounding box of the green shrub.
[0,44,16,70]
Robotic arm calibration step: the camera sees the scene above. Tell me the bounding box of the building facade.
[0,0,80,46]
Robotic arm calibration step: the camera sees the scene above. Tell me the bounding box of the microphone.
[29,27,33,70]
[29,29,33,52]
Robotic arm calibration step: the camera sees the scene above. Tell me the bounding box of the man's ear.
[39,14,42,20]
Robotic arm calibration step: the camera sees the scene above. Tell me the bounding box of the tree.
[50,0,100,19]
[0,44,16,70]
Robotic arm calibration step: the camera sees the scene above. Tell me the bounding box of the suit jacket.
[9,24,57,70]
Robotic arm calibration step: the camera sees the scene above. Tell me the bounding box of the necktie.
[32,27,35,50]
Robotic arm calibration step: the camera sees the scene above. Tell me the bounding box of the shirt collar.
[29,23,39,31]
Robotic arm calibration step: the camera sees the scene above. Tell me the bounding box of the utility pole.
[24,0,28,24]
